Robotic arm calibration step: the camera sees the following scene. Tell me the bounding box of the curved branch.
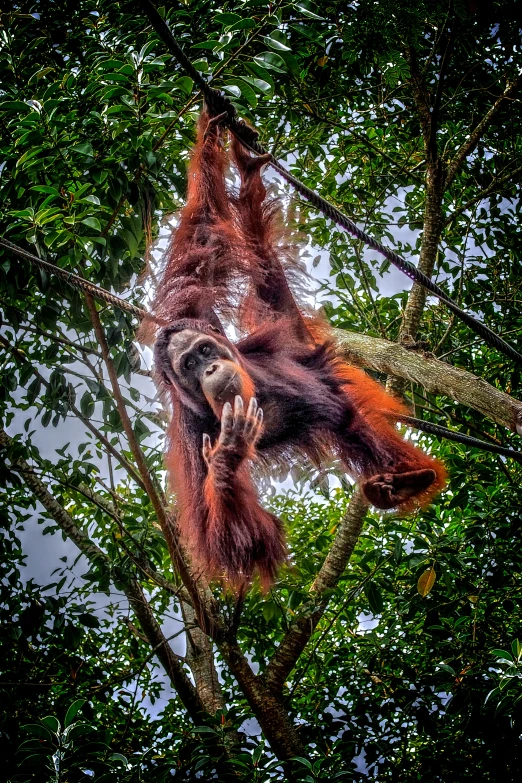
[445,74,522,189]
[443,162,522,227]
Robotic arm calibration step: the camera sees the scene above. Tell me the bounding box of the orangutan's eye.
[185,356,196,370]
[200,344,212,356]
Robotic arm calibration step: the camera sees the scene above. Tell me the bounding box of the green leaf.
[173,76,194,94]
[244,62,275,91]
[193,726,218,734]
[225,78,258,108]
[28,67,55,83]
[26,377,41,405]
[64,699,87,728]
[98,59,125,72]
[0,100,32,112]
[109,752,129,765]
[263,31,292,51]
[191,40,220,50]
[78,612,101,628]
[294,1,325,20]
[292,756,313,769]
[192,59,209,73]
[66,723,96,740]
[81,217,101,232]
[492,649,513,661]
[64,623,83,650]
[30,185,62,198]
[364,582,384,615]
[226,18,256,32]
[253,52,287,73]
[22,724,53,741]
[41,715,60,734]
[16,148,41,168]
[262,602,278,622]
[72,142,95,157]
[80,392,95,418]
[214,12,241,25]
[240,75,272,94]
[436,663,456,675]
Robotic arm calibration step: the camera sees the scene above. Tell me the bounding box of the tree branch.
[335,329,522,433]
[443,162,522,226]
[85,295,219,634]
[405,46,432,155]
[219,637,305,759]
[263,488,367,693]
[430,31,454,153]
[182,601,225,715]
[445,74,522,189]
[0,428,206,722]
[393,46,445,357]
[123,579,206,723]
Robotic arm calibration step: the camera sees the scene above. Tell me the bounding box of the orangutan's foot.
[362,469,437,510]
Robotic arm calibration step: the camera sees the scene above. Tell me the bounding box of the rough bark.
[398,161,445,346]
[182,601,226,715]
[219,638,305,760]
[335,330,522,433]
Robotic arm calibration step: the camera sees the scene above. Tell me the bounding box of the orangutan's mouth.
[215,373,239,401]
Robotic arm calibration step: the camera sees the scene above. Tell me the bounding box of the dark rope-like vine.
[138,0,522,366]
[0,238,161,324]
[400,415,522,464]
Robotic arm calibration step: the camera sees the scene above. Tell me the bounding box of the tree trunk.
[182,601,225,715]
[399,161,445,345]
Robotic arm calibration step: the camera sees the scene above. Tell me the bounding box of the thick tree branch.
[0,428,206,723]
[405,46,432,154]
[219,637,305,759]
[445,74,522,189]
[430,32,454,145]
[182,601,225,715]
[263,488,367,693]
[335,329,522,433]
[394,46,445,359]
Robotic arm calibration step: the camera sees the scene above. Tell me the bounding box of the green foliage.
[16,703,131,782]
[1,0,521,780]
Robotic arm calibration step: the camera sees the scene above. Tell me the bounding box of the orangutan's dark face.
[165,329,246,408]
